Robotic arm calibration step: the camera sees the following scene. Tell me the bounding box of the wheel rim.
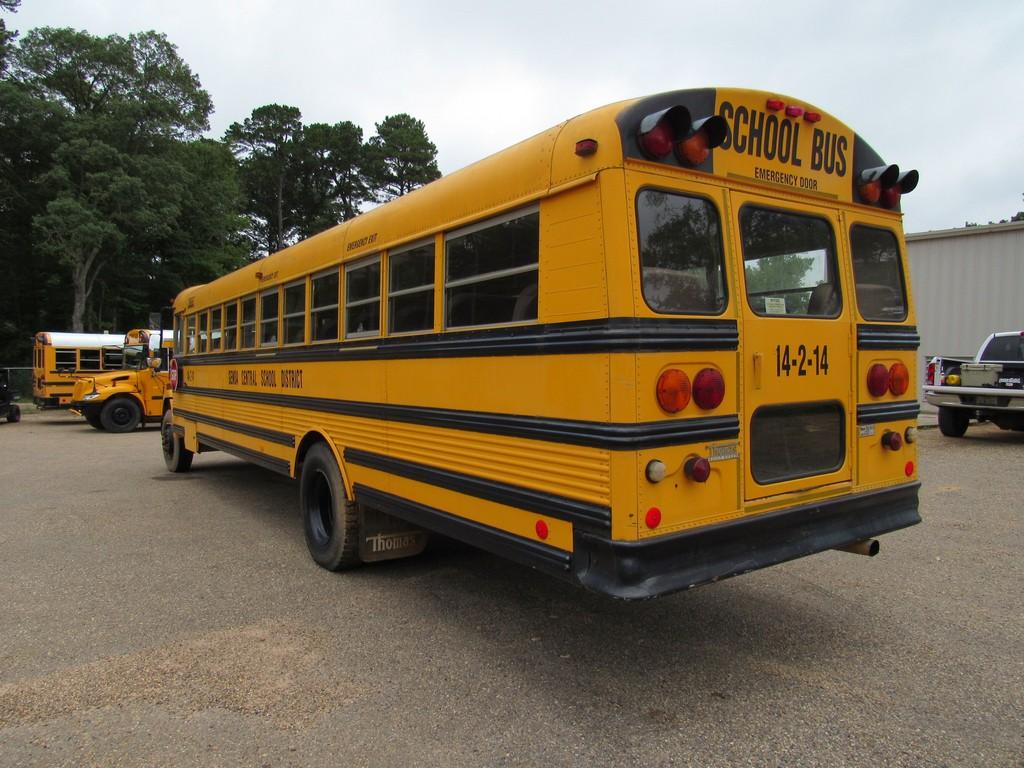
[307,470,334,547]
[111,405,133,427]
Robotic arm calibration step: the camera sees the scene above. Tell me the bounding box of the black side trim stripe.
[857,324,920,350]
[354,484,572,576]
[857,401,920,424]
[178,317,739,366]
[197,434,292,476]
[345,448,611,535]
[179,385,741,450]
[175,407,295,447]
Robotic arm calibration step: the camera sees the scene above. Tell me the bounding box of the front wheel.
[100,397,141,433]
[84,410,104,430]
[7,405,20,423]
[938,406,969,437]
[161,410,193,472]
[299,443,360,571]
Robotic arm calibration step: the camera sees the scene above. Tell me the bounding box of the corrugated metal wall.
[906,221,1024,400]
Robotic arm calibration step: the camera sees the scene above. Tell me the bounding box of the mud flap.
[358,504,429,562]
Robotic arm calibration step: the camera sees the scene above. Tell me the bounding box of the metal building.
[906,220,1024,400]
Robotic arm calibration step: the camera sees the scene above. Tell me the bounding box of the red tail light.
[925,360,936,385]
[656,369,691,413]
[639,120,675,159]
[882,430,903,451]
[692,368,725,410]
[685,456,712,483]
[866,363,890,397]
[889,362,910,396]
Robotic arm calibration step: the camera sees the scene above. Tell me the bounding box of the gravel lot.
[1,410,1021,767]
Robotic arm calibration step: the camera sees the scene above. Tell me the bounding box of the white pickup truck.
[924,331,1024,437]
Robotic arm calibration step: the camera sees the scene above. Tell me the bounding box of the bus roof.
[35,332,124,348]
[174,87,904,312]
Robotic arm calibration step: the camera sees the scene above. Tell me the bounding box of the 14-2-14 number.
[776,344,829,376]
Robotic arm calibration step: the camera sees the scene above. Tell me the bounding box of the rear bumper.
[924,386,1024,412]
[573,482,921,600]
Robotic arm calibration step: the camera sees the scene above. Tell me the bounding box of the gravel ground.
[0,410,1021,767]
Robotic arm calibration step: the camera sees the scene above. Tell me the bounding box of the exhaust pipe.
[834,539,880,557]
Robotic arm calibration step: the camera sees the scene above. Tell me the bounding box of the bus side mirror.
[149,357,162,371]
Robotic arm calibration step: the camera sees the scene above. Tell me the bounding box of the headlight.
[83,392,101,400]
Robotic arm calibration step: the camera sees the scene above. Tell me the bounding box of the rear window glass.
[740,207,840,318]
[751,402,845,484]
[849,225,908,321]
[636,190,726,314]
[980,335,1024,362]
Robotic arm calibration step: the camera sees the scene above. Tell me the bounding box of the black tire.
[84,410,104,430]
[299,443,360,571]
[7,405,20,423]
[161,410,193,473]
[938,407,969,438]
[100,397,142,433]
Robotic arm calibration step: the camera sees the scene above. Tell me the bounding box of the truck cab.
[70,329,172,432]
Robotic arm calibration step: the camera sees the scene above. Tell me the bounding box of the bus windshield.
[122,345,148,370]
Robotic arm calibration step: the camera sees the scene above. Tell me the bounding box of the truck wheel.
[299,443,360,571]
[938,407,969,437]
[84,410,104,430]
[7,405,20,423]
[100,397,141,433]
[161,410,193,472]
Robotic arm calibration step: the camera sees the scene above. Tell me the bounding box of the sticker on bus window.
[764,296,787,314]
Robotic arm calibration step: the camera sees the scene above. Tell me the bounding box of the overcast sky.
[8,0,1024,233]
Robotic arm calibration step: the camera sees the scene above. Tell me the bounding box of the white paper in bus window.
[764,296,787,315]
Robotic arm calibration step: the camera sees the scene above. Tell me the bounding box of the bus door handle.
[753,352,763,390]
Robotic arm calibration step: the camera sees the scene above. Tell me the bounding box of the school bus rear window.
[740,207,841,318]
[636,190,727,314]
[849,225,907,321]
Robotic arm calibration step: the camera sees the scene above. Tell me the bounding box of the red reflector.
[692,368,725,410]
[575,139,598,157]
[645,507,662,529]
[905,461,915,477]
[803,111,822,122]
[535,520,549,540]
[889,362,910,396]
[867,363,890,397]
[656,369,691,413]
[639,120,674,159]
[685,456,711,483]
[766,98,784,111]
[785,105,804,118]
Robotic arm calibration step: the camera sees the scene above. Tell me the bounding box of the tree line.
[0,7,441,363]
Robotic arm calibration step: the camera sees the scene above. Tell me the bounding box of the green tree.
[295,120,369,235]
[364,113,440,201]
[225,104,304,256]
[4,27,239,337]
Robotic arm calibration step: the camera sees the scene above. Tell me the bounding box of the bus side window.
[260,288,279,347]
[389,241,435,334]
[283,280,306,345]
[240,295,257,348]
[224,302,238,350]
[211,307,222,351]
[55,348,77,371]
[445,208,539,328]
[345,257,381,338]
[198,311,209,353]
[311,269,340,342]
[186,314,197,354]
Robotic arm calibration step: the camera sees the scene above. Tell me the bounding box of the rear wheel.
[300,443,360,571]
[84,410,104,430]
[161,410,193,472]
[938,406,969,437]
[100,397,141,433]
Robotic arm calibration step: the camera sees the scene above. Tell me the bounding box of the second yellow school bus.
[162,87,921,598]
[33,331,124,407]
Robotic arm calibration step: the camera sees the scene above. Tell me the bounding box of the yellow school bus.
[70,329,174,431]
[161,87,921,598]
[32,331,125,408]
